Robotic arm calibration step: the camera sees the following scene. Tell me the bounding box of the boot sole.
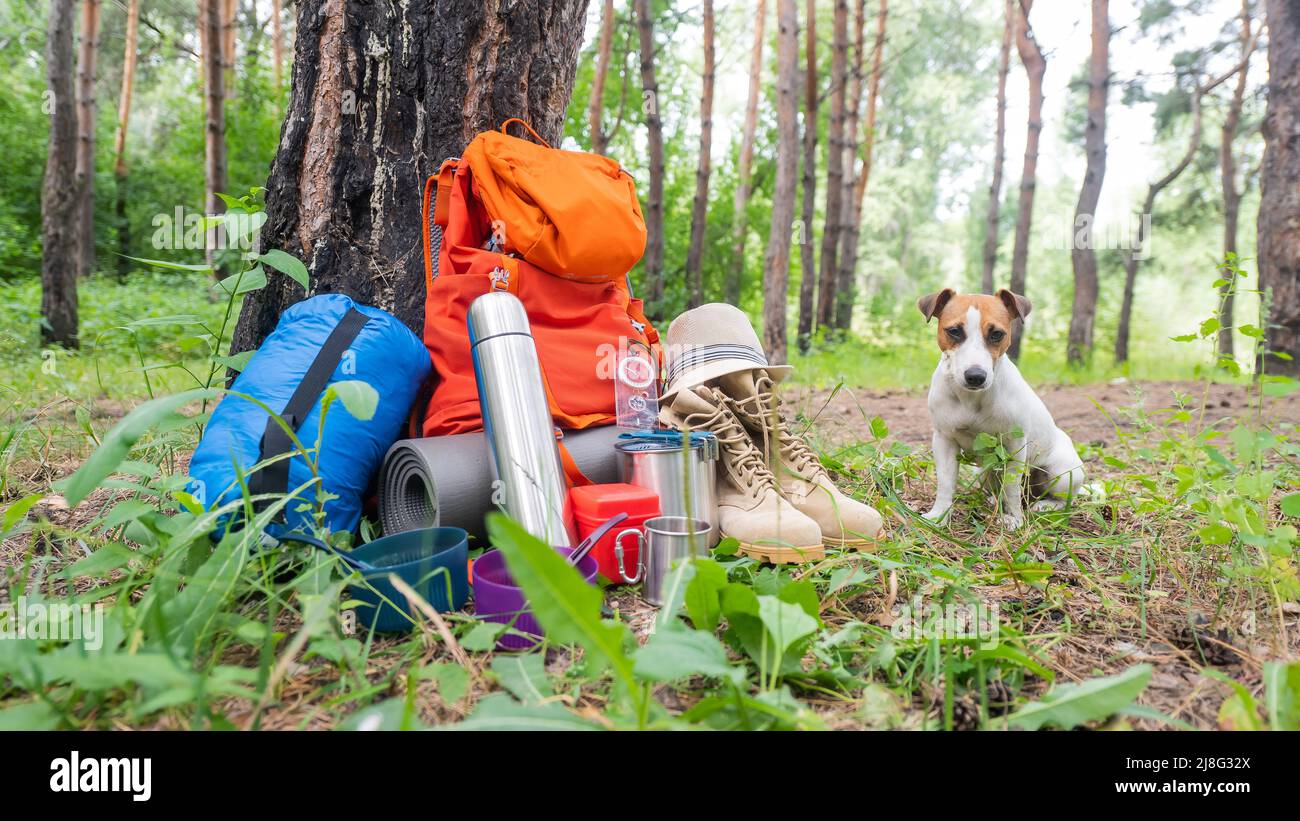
[825,537,879,552]
[737,541,826,564]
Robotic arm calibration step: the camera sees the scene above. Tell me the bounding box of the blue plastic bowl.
[347,527,470,633]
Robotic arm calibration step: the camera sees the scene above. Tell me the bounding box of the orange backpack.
[420,120,658,438]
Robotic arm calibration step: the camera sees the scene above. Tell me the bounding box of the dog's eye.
[945,326,964,341]
[988,329,1006,343]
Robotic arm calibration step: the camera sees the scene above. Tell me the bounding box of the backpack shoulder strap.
[422,158,459,291]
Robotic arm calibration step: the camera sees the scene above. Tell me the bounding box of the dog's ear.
[917,288,955,323]
[997,289,1032,320]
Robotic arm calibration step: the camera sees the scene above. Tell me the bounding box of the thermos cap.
[468,291,533,348]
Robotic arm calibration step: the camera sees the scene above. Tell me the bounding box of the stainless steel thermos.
[468,291,577,546]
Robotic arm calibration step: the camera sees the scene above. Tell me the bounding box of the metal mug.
[613,516,713,606]
[615,432,719,546]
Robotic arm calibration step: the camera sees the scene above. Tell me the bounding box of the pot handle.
[613,528,645,584]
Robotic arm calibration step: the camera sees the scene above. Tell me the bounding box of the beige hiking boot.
[718,370,883,549]
[659,386,825,564]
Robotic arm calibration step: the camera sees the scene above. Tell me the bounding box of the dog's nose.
[963,367,987,388]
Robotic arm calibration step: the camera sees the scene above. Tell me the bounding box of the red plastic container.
[570,483,661,583]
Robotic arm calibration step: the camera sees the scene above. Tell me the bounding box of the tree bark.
[43,0,80,347]
[1007,0,1045,361]
[728,0,766,306]
[1066,0,1108,367]
[200,0,227,274]
[1217,0,1254,361]
[835,0,885,331]
[231,0,591,354]
[221,0,237,98]
[764,0,799,364]
[796,0,817,352]
[588,0,616,155]
[814,0,848,330]
[75,0,101,279]
[114,0,140,280]
[684,0,715,309]
[634,0,665,317]
[1258,0,1300,378]
[271,0,285,90]
[981,0,1013,294]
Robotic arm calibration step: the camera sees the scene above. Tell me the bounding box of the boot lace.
[731,377,827,480]
[682,390,779,496]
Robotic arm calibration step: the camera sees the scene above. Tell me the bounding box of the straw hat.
[660,303,792,400]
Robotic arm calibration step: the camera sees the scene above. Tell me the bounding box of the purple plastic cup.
[472,546,599,650]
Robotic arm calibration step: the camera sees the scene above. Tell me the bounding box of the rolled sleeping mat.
[379,425,625,541]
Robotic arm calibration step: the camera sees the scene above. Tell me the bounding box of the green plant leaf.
[121,255,214,273]
[1,494,43,539]
[0,700,62,730]
[485,514,636,692]
[259,249,310,290]
[460,621,506,652]
[634,627,744,685]
[1280,493,1300,518]
[212,350,255,373]
[490,653,553,706]
[1009,664,1153,730]
[446,693,602,731]
[328,380,378,422]
[416,662,469,705]
[214,265,268,295]
[1262,661,1300,730]
[684,558,727,631]
[61,389,220,506]
[159,529,252,655]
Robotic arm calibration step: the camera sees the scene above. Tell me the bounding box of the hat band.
[665,343,770,384]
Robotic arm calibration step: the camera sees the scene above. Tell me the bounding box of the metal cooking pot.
[614,431,719,546]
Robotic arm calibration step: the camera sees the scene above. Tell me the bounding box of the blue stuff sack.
[187,293,431,534]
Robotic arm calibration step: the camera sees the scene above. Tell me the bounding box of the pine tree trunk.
[271,0,285,90]
[114,0,140,280]
[835,0,885,331]
[1218,0,1253,361]
[728,0,766,306]
[981,0,1013,294]
[1007,0,1045,362]
[831,0,865,334]
[1258,0,1300,377]
[1066,0,1108,367]
[588,0,616,155]
[43,0,80,348]
[231,0,591,353]
[763,0,799,364]
[814,0,848,330]
[75,0,101,279]
[221,0,237,98]
[200,0,227,274]
[634,0,666,317]
[796,0,817,353]
[684,0,715,309]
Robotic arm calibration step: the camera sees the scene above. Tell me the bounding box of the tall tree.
[835,0,886,331]
[199,0,227,273]
[271,0,285,91]
[814,0,849,330]
[113,0,141,279]
[232,0,591,352]
[221,0,237,97]
[1066,0,1109,367]
[1216,0,1256,361]
[75,0,101,278]
[43,0,80,347]
[831,0,866,333]
[1007,0,1045,361]
[1258,0,1300,377]
[684,0,715,308]
[796,0,818,352]
[634,0,666,317]
[588,0,616,155]
[728,0,767,306]
[980,0,1014,294]
[763,0,799,364]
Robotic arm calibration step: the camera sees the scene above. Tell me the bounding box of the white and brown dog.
[917,288,1084,530]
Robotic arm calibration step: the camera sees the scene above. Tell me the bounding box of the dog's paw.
[998,512,1024,531]
[1030,498,1066,513]
[921,506,951,524]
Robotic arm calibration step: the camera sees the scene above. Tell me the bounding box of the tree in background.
[199,0,227,274]
[763,0,799,364]
[271,0,286,91]
[836,0,886,331]
[635,0,666,318]
[1067,0,1109,367]
[1259,0,1300,377]
[75,0,101,278]
[42,0,80,347]
[1007,0,1045,362]
[232,0,590,352]
[727,0,766,306]
[113,0,141,280]
[814,0,848,330]
[832,0,866,333]
[684,0,715,309]
[980,0,1013,294]
[1216,0,1257,361]
[588,0,617,156]
[795,0,817,353]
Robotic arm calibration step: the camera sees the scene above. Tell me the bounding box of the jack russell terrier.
[917,288,1085,530]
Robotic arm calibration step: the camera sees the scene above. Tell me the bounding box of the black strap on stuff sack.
[249,307,371,515]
